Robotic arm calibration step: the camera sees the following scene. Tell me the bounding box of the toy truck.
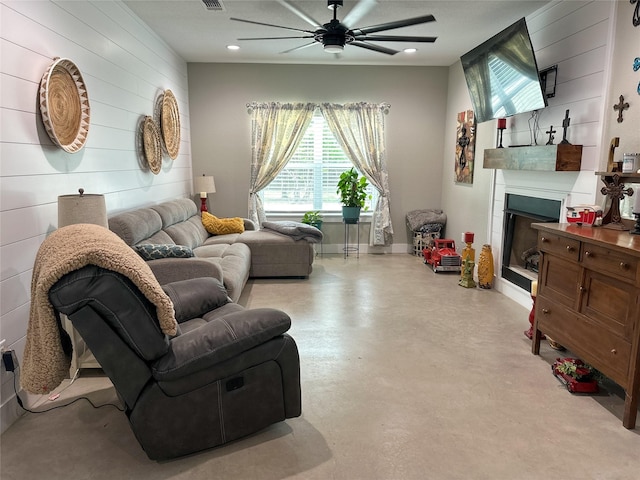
[422,238,462,273]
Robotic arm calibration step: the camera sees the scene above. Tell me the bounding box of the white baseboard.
[316,243,412,255]
[1,391,24,435]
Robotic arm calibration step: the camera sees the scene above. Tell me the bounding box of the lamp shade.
[194,175,216,195]
[58,188,108,229]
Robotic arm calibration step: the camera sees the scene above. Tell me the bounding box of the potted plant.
[336,168,370,224]
[301,210,323,229]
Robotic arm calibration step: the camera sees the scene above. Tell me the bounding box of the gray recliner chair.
[48,266,301,461]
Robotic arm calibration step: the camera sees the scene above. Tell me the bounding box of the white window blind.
[262,110,373,213]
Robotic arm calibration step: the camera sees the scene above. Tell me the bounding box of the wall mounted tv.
[460,18,546,124]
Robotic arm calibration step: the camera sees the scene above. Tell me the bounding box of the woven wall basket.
[142,116,162,175]
[161,89,180,159]
[39,57,90,153]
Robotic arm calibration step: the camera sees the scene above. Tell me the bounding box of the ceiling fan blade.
[280,42,319,54]
[342,0,377,28]
[350,41,399,55]
[276,0,323,29]
[354,14,436,35]
[354,34,437,43]
[230,17,315,35]
[238,36,315,41]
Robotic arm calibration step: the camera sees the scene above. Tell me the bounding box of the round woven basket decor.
[161,89,180,159]
[142,116,162,175]
[39,57,90,153]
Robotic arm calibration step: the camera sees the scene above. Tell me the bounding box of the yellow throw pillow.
[201,212,245,235]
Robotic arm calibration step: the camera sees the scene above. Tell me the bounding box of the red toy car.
[423,239,462,273]
[552,357,599,393]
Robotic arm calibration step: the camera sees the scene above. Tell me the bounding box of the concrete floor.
[2,253,640,479]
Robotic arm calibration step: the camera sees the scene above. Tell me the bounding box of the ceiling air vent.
[202,0,225,11]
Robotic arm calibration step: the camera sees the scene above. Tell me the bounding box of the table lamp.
[194,174,216,212]
[58,188,108,228]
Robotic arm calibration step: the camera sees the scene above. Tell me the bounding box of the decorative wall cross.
[560,109,571,144]
[614,95,629,123]
[545,126,556,145]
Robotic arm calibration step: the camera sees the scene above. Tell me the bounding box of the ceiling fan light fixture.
[324,44,344,53]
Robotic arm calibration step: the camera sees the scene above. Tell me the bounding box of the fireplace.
[501,194,561,290]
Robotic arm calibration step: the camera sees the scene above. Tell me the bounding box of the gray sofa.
[108,198,316,302]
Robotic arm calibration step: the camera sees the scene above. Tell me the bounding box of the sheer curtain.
[247,102,315,225]
[320,102,393,246]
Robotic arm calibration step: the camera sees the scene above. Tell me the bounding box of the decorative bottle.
[460,232,475,278]
[477,244,494,289]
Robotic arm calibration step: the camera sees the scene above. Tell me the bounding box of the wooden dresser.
[531,223,640,428]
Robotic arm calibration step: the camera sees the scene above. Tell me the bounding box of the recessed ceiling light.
[403,48,417,54]
[227,45,240,51]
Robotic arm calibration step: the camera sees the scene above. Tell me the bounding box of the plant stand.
[343,219,360,258]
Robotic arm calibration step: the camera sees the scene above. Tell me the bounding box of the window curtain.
[247,102,315,225]
[320,102,393,246]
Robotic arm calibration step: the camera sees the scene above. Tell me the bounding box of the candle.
[531,280,538,296]
[200,192,207,199]
[498,118,507,129]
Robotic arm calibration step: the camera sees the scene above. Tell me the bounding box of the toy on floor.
[552,357,599,393]
[423,239,462,273]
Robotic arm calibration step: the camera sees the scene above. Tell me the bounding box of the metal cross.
[545,126,556,145]
[613,95,629,123]
[560,109,571,144]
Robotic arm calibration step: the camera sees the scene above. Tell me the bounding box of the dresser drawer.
[536,296,631,387]
[538,232,580,262]
[581,243,638,282]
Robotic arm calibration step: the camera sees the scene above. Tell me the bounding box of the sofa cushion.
[201,212,245,235]
[152,198,198,227]
[133,244,194,261]
[108,208,164,246]
[164,216,209,249]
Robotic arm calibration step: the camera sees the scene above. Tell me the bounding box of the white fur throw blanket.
[22,224,177,394]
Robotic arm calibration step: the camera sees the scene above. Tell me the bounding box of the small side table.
[343,219,360,258]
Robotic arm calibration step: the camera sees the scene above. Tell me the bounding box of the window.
[261,110,373,214]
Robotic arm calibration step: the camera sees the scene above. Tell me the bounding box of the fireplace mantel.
[483,144,582,171]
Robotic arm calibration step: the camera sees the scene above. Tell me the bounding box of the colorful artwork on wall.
[455,110,476,184]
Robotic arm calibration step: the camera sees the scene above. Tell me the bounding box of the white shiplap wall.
[489,0,616,307]
[0,0,192,432]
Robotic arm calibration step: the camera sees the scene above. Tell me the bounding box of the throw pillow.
[201,212,245,235]
[133,244,194,261]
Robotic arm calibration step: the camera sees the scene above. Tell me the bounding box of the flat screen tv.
[460,18,546,124]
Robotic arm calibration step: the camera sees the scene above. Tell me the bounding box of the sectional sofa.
[108,198,316,302]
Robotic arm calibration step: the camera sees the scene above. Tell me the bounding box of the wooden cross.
[600,174,634,229]
[560,109,571,144]
[545,126,556,145]
[613,95,629,123]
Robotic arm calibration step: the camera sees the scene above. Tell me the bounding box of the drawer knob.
[611,349,617,355]
[585,251,591,257]
[542,308,550,314]
[620,262,629,270]
[579,285,586,292]
[566,245,574,252]
[541,237,548,243]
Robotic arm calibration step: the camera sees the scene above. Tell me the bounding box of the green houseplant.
[336,168,370,224]
[301,210,323,229]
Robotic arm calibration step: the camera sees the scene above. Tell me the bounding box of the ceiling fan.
[230,0,437,55]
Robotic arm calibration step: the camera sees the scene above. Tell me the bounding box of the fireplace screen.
[502,194,561,290]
